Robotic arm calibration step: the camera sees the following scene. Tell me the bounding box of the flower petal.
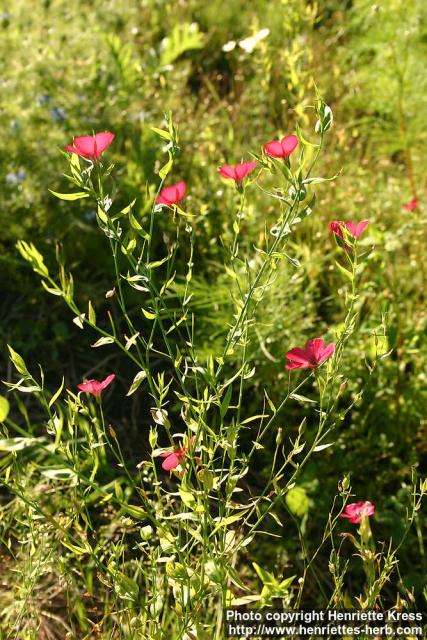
[265,140,285,157]
[286,360,309,370]
[218,165,237,180]
[403,198,418,211]
[100,373,116,391]
[340,501,375,524]
[161,452,181,471]
[354,220,369,239]
[235,161,258,180]
[285,347,311,368]
[73,135,97,158]
[94,131,115,154]
[156,182,186,206]
[77,379,102,396]
[318,342,335,364]
[329,220,345,238]
[280,134,299,155]
[175,181,186,201]
[306,338,325,363]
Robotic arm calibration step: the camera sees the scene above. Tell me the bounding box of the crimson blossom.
[264,134,299,159]
[159,438,194,471]
[402,198,418,211]
[285,338,335,371]
[156,181,186,206]
[340,501,375,524]
[329,219,369,240]
[65,132,115,161]
[218,160,258,182]
[77,374,116,397]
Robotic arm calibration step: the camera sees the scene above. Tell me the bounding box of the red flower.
[218,160,258,182]
[156,181,186,206]
[65,132,115,160]
[403,198,418,211]
[159,437,194,471]
[77,373,116,397]
[285,338,335,370]
[264,134,299,159]
[329,219,369,240]
[340,501,375,524]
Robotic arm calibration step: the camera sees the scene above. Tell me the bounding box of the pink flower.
[264,134,299,159]
[340,501,375,524]
[403,198,418,211]
[218,160,258,182]
[329,219,369,240]
[159,437,194,471]
[65,132,115,160]
[156,181,186,206]
[285,338,335,370]
[77,373,116,397]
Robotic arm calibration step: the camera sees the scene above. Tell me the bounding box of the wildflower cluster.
[6,103,424,637]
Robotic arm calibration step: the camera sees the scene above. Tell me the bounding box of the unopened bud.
[338,474,350,493]
[149,427,158,449]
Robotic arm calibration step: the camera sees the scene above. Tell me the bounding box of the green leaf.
[220,385,233,419]
[126,370,147,396]
[150,127,172,141]
[279,575,297,590]
[125,332,140,351]
[159,152,173,180]
[197,468,213,491]
[49,190,89,201]
[120,198,137,215]
[41,281,63,296]
[73,313,86,330]
[179,486,196,509]
[0,396,10,422]
[40,467,77,480]
[289,392,317,404]
[147,255,170,269]
[49,378,64,408]
[253,562,276,587]
[97,205,109,225]
[88,300,96,325]
[122,237,137,255]
[7,345,28,375]
[264,390,276,413]
[16,241,49,277]
[224,265,238,280]
[295,124,320,148]
[62,539,92,556]
[91,336,114,348]
[0,437,42,452]
[211,508,251,535]
[111,570,139,602]
[302,172,339,185]
[292,194,316,224]
[70,152,81,180]
[141,308,157,320]
[313,442,335,452]
[122,504,146,519]
[129,212,142,231]
[240,414,269,425]
[335,260,353,281]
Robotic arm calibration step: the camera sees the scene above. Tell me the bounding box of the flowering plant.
[3,100,424,637]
